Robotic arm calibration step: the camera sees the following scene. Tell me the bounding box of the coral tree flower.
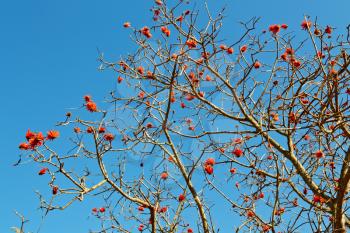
[178,194,185,202]
[86,101,97,112]
[204,165,214,175]
[38,168,48,175]
[84,95,97,112]
[47,130,59,140]
[268,24,281,34]
[240,45,247,53]
[301,20,312,30]
[186,39,197,49]
[103,133,115,142]
[19,143,30,150]
[253,61,261,69]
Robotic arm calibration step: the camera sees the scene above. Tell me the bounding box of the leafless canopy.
[17,1,350,233]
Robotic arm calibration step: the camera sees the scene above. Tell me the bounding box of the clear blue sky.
[1,0,349,232]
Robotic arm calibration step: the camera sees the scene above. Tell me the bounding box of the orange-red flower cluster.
[301,20,312,30]
[186,39,197,49]
[268,24,281,35]
[47,130,59,140]
[19,129,43,150]
[141,26,152,38]
[84,95,98,112]
[160,26,170,37]
[103,133,115,142]
[19,129,60,150]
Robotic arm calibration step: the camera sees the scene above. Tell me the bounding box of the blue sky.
[1,0,349,232]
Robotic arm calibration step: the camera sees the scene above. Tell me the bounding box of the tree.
[17,0,350,232]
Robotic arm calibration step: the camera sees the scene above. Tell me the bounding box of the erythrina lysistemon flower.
[240,45,247,53]
[233,148,243,157]
[204,158,215,166]
[103,133,115,142]
[160,172,168,180]
[268,24,281,34]
[38,167,48,175]
[178,194,185,202]
[301,20,312,30]
[86,101,97,112]
[46,130,59,140]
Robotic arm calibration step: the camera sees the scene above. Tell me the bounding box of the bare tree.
[17,1,350,232]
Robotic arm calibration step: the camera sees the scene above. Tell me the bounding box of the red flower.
[98,127,106,133]
[47,130,59,140]
[52,186,59,195]
[281,24,288,29]
[253,61,261,69]
[301,20,312,30]
[188,125,195,131]
[117,76,123,83]
[138,206,145,211]
[262,225,271,232]
[185,94,195,101]
[159,206,167,213]
[87,127,94,134]
[141,26,152,38]
[74,127,81,133]
[123,22,131,28]
[240,45,247,53]
[99,207,106,212]
[230,168,236,174]
[187,229,193,233]
[268,24,281,34]
[161,26,170,37]
[247,210,255,218]
[180,102,186,108]
[315,150,324,159]
[186,39,197,49]
[29,132,45,148]
[205,75,211,81]
[92,208,98,213]
[38,168,48,175]
[26,129,35,140]
[137,66,144,75]
[325,25,332,34]
[138,91,145,98]
[219,44,227,50]
[313,195,325,203]
[204,165,214,175]
[178,194,185,202]
[86,101,97,112]
[176,16,184,22]
[275,207,285,216]
[317,51,325,59]
[226,47,234,54]
[285,48,294,55]
[281,53,288,61]
[19,143,30,150]
[84,95,91,102]
[292,60,301,68]
[146,123,153,128]
[161,172,168,180]
[205,158,215,166]
[103,133,115,142]
[233,148,243,157]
